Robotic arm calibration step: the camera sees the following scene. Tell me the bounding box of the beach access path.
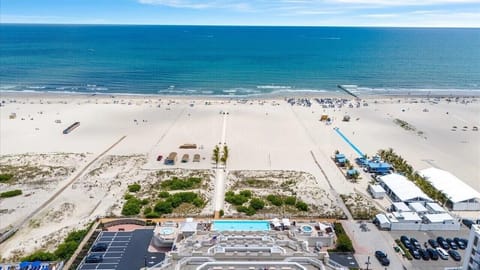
[213,112,228,216]
[13,135,126,231]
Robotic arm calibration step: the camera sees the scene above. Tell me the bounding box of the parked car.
[448,249,461,261]
[462,219,474,228]
[419,248,430,260]
[436,247,449,260]
[401,235,412,249]
[437,237,450,250]
[454,237,466,249]
[409,247,421,259]
[428,239,439,248]
[375,251,390,266]
[427,248,439,260]
[157,155,163,161]
[410,238,421,249]
[446,238,458,250]
[91,242,108,252]
[85,254,103,263]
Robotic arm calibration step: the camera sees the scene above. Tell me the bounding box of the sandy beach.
[0,92,479,259]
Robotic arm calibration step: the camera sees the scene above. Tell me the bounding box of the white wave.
[27,86,46,89]
[0,85,18,90]
[256,85,292,89]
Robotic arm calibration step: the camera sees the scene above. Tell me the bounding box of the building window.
[474,236,479,246]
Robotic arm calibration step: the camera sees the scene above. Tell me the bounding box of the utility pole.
[365,256,371,270]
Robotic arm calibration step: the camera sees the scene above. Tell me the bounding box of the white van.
[436,247,449,260]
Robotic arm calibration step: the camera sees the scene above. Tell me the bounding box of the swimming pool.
[159,228,174,235]
[212,220,270,231]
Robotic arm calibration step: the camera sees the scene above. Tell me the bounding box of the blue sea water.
[1,24,479,96]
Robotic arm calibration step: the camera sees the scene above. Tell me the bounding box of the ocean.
[1,24,479,96]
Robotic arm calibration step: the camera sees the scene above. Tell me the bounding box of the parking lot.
[77,229,164,270]
[389,227,470,270]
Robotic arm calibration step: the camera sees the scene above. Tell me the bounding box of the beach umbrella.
[32,261,42,267]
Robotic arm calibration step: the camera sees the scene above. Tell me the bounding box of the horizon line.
[1,22,479,29]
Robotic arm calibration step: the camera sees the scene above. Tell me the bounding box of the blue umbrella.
[32,261,42,267]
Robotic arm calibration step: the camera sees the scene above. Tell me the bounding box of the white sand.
[0,93,478,259]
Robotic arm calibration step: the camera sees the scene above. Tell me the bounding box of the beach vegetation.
[237,206,256,216]
[266,194,284,206]
[152,192,204,216]
[121,197,142,216]
[154,201,173,215]
[239,190,252,198]
[0,189,22,198]
[284,196,297,205]
[221,145,229,165]
[219,209,224,217]
[158,191,170,198]
[124,193,133,200]
[160,177,202,190]
[21,228,89,261]
[328,222,355,253]
[127,183,141,192]
[212,145,220,166]
[0,173,14,182]
[250,198,265,210]
[295,201,308,211]
[225,191,249,205]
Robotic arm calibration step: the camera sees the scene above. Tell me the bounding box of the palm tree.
[220,145,229,166]
[212,145,220,166]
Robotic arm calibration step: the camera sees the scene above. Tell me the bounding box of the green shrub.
[295,201,308,211]
[250,198,265,210]
[124,193,133,200]
[143,206,152,214]
[0,189,22,198]
[193,198,204,207]
[239,190,252,198]
[329,223,355,253]
[266,194,283,206]
[225,191,249,206]
[121,197,142,216]
[284,196,297,205]
[219,209,224,217]
[154,201,173,215]
[128,183,141,192]
[237,206,256,216]
[145,212,160,218]
[54,241,78,260]
[0,173,14,182]
[159,191,170,198]
[161,177,202,190]
[21,251,56,261]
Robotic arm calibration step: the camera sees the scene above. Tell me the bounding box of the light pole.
[365,256,371,270]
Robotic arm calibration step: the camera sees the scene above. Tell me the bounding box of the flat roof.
[424,213,454,223]
[419,168,480,203]
[426,202,446,213]
[409,202,428,212]
[370,184,386,193]
[380,174,432,202]
[392,202,411,212]
[392,211,422,221]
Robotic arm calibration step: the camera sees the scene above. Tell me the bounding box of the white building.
[419,168,480,211]
[409,202,428,215]
[463,224,480,270]
[379,174,433,203]
[426,202,446,213]
[391,202,411,212]
[368,184,386,199]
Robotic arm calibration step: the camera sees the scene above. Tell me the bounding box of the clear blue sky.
[1,0,479,27]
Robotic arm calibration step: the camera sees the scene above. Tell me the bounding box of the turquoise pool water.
[212,220,270,231]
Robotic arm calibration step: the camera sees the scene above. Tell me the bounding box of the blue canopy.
[347,169,358,175]
[32,261,42,267]
[19,261,31,268]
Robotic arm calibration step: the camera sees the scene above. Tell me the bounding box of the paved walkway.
[310,151,353,220]
[213,113,228,214]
